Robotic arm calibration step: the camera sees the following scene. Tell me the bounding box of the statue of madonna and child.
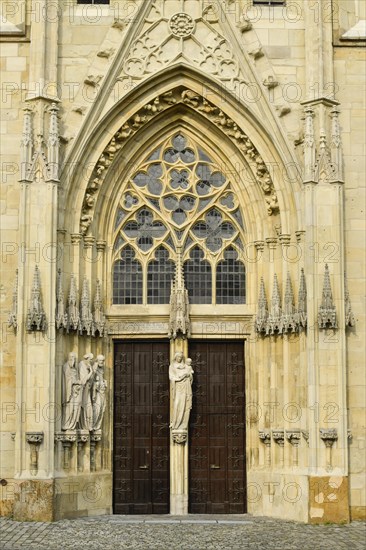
[169,351,194,443]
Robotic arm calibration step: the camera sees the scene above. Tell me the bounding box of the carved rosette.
[169,13,195,38]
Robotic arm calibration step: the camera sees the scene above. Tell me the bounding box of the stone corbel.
[285,430,301,467]
[77,430,89,473]
[55,431,77,471]
[171,430,188,445]
[90,430,102,472]
[259,430,271,466]
[320,428,338,471]
[26,432,44,475]
[263,76,279,90]
[236,15,252,33]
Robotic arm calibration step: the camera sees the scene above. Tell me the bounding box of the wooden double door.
[113,340,246,514]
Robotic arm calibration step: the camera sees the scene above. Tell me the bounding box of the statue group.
[61,352,107,432]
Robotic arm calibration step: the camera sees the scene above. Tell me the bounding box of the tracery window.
[112,133,246,305]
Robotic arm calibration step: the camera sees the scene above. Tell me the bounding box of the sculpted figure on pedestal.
[61,352,82,430]
[169,352,194,432]
[78,353,94,431]
[92,355,107,430]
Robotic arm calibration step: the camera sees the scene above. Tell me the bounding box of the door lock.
[210,464,220,469]
[139,465,149,469]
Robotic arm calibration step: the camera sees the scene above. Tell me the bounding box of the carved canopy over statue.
[169,351,193,443]
[61,352,107,432]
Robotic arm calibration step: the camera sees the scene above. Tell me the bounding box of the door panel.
[113,341,170,514]
[189,341,246,514]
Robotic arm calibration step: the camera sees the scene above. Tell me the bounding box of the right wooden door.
[188,341,246,513]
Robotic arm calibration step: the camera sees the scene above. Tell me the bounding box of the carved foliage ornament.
[80,88,278,235]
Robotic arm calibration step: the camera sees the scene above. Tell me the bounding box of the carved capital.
[70,233,82,245]
[83,236,96,248]
[90,429,102,443]
[96,240,107,252]
[254,240,265,252]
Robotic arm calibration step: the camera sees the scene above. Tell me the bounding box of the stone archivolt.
[79,87,279,236]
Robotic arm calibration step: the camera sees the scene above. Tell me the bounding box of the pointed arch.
[60,66,302,241]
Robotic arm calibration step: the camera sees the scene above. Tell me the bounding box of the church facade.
[1,0,365,523]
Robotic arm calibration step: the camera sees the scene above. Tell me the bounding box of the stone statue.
[169,352,194,432]
[78,353,94,431]
[61,352,82,430]
[92,355,107,430]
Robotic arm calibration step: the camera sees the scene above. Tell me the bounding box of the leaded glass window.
[113,247,142,305]
[184,246,212,304]
[216,248,246,304]
[147,247,175,304]
[112,133,246,305]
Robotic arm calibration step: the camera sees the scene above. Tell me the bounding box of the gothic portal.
[1,0,365,524]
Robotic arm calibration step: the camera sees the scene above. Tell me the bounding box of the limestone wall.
[0,0,364,522]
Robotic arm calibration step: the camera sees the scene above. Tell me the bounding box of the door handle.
[139,465,149,469]
[210,464,220,469]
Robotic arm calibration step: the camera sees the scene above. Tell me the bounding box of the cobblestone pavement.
[0,515,365,550]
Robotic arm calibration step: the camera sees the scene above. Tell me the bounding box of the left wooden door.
[113,341,170,514]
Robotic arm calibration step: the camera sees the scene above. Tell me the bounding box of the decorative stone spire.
[66,274,80,332]
[26,266,46,331]
[281,272,298,334]
[318,264,337,329]
[297,268,307,328]
[48,103,60,181]
[266,274,282,335]
[345,274,355,328]
[79,276,94,336]
[93,279,108,337]
[20,107,33,180]
[55,269,68,330]
[168,246,190,339]
[255,277,268,333]
[8,269,19,330]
